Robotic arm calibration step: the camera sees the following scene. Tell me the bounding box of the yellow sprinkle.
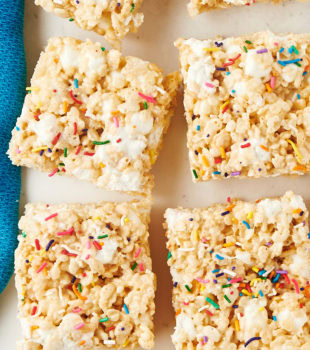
[32,146,48,153]
[247,211,253,220]
[293,208,302,214]
[287,139,303,163]
[100,242,104,246]
[31,326,39,331]
[252,266,259,273]
[63,100,68,114]
[26,87,39,91]
[99,162,106,168]
[250,278,262,286]
[150,150,156,164]
[204,47,221,52]
[220,146,226,159]
[40,250,45,257]
[93,216,101,221]
[92,281,95,287]
[36,102,42,109]
[29,256,33,262]
[200,170,206,176]
[220,101,230,112]
[194,230,199,241]
[231,217,238,224]
[202,155,210,167]
[124,217,129,223]
[242,289,252,296]
[223,242,235,248]
[235,319,240,331]
[122,339,130,347]
[255,291,259,298]
[259,307,265,312]
[265,83,272,92]
[22,286,25,296]
[200,285,205,292]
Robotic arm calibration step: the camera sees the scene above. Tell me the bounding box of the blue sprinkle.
[303,71,308,76]
[242,220,250,229]
[16,126,20,131]
[216,273,224,278]
[279,47,284,53]
[226,72,231,75]
[74,79,78,88]
[221,211,230,216]
[288,46,293,54]
[232,305,238,309]
[258,269,266,276]
[213,279,218,284]
[213,171,221,175]
[197,125,200,131]
[212,269,220,273]
[215,254,224,260]
[278,58,301,66]
[297,93,301,99]
[272,273,280,283]
[123,304,129,314]
[231,90,236,93]
[259,290,264,297]
[308,233,310,239]
[239,292,243,296]
[273,316,277,321]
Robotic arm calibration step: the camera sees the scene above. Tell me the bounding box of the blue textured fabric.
[0,0,26,294]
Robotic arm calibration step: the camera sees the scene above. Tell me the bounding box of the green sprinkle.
[144,102,148,110]
[131,262,138,270]
[78,283,82,293]
[167,251,172,260]
[245,40,252,44]
[185,285,192,292]
[69,18,74,22]
[64,148,67,157]
[224,295,231,303]
[97,234,108,239]
[243,46,248,53]
[193,169,198,179]
[206,297,220,310]
[101,47,105,52]
[99,317,109,323]
[222,284,232,288]
[21,232,27,238]
[294,62,302,67]
[59,162,65,166]
[130,3,135,12]
[92,140,110,145]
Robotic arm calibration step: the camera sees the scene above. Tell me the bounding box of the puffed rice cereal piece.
[35,0,144,48]
[187,0,283,16]
[15,200,156,349]
[175,31,310,182]
[164,191,310,349]
[8,37,180,195]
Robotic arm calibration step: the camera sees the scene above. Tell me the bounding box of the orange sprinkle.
[235,319,240,331]
[79,340,86,346]
[260,145,269,152]
[226,204,236,212]
[265,83,272,92]
[63,100,68,114]
[293,165,307,172]
[304,285,310,298]
[293,208,302,214]
[176,309,181,316]
[73,284,87,301]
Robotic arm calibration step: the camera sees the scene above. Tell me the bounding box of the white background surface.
[1,0,310,348]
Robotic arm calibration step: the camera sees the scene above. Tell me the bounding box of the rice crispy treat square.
[15,200,156,350]
[175,31,310,182]
[164,191,310,349]
[8,37,180,195]
[35,0,144,48]
[187,0,282,16]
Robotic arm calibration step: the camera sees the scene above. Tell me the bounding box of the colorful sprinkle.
[205,297,220,310]
[244,337,261,347]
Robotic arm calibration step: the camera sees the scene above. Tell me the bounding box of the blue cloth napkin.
[0,0,26,294]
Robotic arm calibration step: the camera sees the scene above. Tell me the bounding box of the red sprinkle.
[205,309,213,316]
[52,132,61,146]
[35,239,41,251]
[69,90,83,105]
[75,145,82,155]
[73,122,77,135]
[138,92,156,104]
[48,168,58,177]
[34,113,40,121]
[84,152,95,156]
[93,241,102,250]
[106,326,116,332]
[241,142,251,148]
[222,105,229,114]
[45,213,58,221]
[57,227,75,236]
[31,306,37,316]
[214,157,222,164]
[61,249,78,257]
[292,278,300,294]
[36,262,47,273]
[116,138,122,143]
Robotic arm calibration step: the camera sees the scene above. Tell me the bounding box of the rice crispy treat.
[8,37,180,194]
[15,200,156,350]
[164,191,310,349]
[35,0,144,48]
[175,31,310,182]
[187,0,282,16]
